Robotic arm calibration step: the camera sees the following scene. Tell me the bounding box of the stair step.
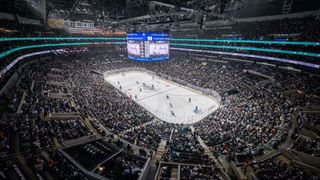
[170,167,178,179]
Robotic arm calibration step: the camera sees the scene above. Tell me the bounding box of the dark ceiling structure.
[49,0,247,19]
[0,0,319,27]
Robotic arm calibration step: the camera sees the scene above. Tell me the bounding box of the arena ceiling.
[47,0,320,21]
[48,0,247,20]
[0,0,319,24]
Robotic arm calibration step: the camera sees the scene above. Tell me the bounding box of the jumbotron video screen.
[127,32,170,61]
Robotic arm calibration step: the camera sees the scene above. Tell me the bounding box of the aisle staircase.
[169,167,178,180]
[190,126,232,180]
[147,139,168,180]
[154,139,167,161]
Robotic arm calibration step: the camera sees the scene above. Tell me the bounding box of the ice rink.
[104,71,220,124]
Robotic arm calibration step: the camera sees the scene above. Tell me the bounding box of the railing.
[59,149,108,180]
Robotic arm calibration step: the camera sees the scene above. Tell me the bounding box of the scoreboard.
[127,32,170,61]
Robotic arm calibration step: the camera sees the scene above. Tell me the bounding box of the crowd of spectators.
[296,113,320,127]
[1,33,320,179]
[158,163,177,179]
[64,56,154,133]
[0,5,320,180]
[121,121,175,150]
[64,139,121,170]
[95,153,145,180]
[0,159,28,180]
[121,124,161,150]
[48,151,87,180]
[292,137,320,155]
[161,126,213,165]
[49,118,91,142]
[194,86,286,159]
[291,112,320,156]
[252,159,318,180]
[180,165,222,180]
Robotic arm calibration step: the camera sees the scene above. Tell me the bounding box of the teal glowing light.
[0,42,126,59]
[0,37,126,42]
[170,43,320,58]
[171,38,320,46]
[1,37,319,46]
[0,37,319,60]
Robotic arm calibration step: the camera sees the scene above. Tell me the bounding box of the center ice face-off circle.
[140,83,161,93]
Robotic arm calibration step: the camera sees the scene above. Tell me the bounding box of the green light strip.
[171,38,320,46]
[0,40,318,60]
[171,43,320,58]
[0,37,126,42]
[0,42,126,59]
[0,37,319,46]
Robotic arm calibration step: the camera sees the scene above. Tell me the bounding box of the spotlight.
[98,166,105,171]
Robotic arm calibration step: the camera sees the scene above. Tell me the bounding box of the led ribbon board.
[0,42,126,59]
[170,47,320,69]
[0,36,319,75]
[0,37,318,59]
[170,38,320,46]
[0,37,318,46]
[0,37,126,42]
[0,42,126,78]
[170,43,320,58]
[0,49,62,78]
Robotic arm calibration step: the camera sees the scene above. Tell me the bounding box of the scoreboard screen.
[127,32,170,61]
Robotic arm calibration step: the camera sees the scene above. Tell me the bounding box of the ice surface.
[104,71,220,124]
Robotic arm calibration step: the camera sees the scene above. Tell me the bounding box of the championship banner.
[47,18,64,29]
[64,20,94,28]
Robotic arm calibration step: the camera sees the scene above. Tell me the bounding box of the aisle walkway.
[190,126,231,180]
[147,139,167,180]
